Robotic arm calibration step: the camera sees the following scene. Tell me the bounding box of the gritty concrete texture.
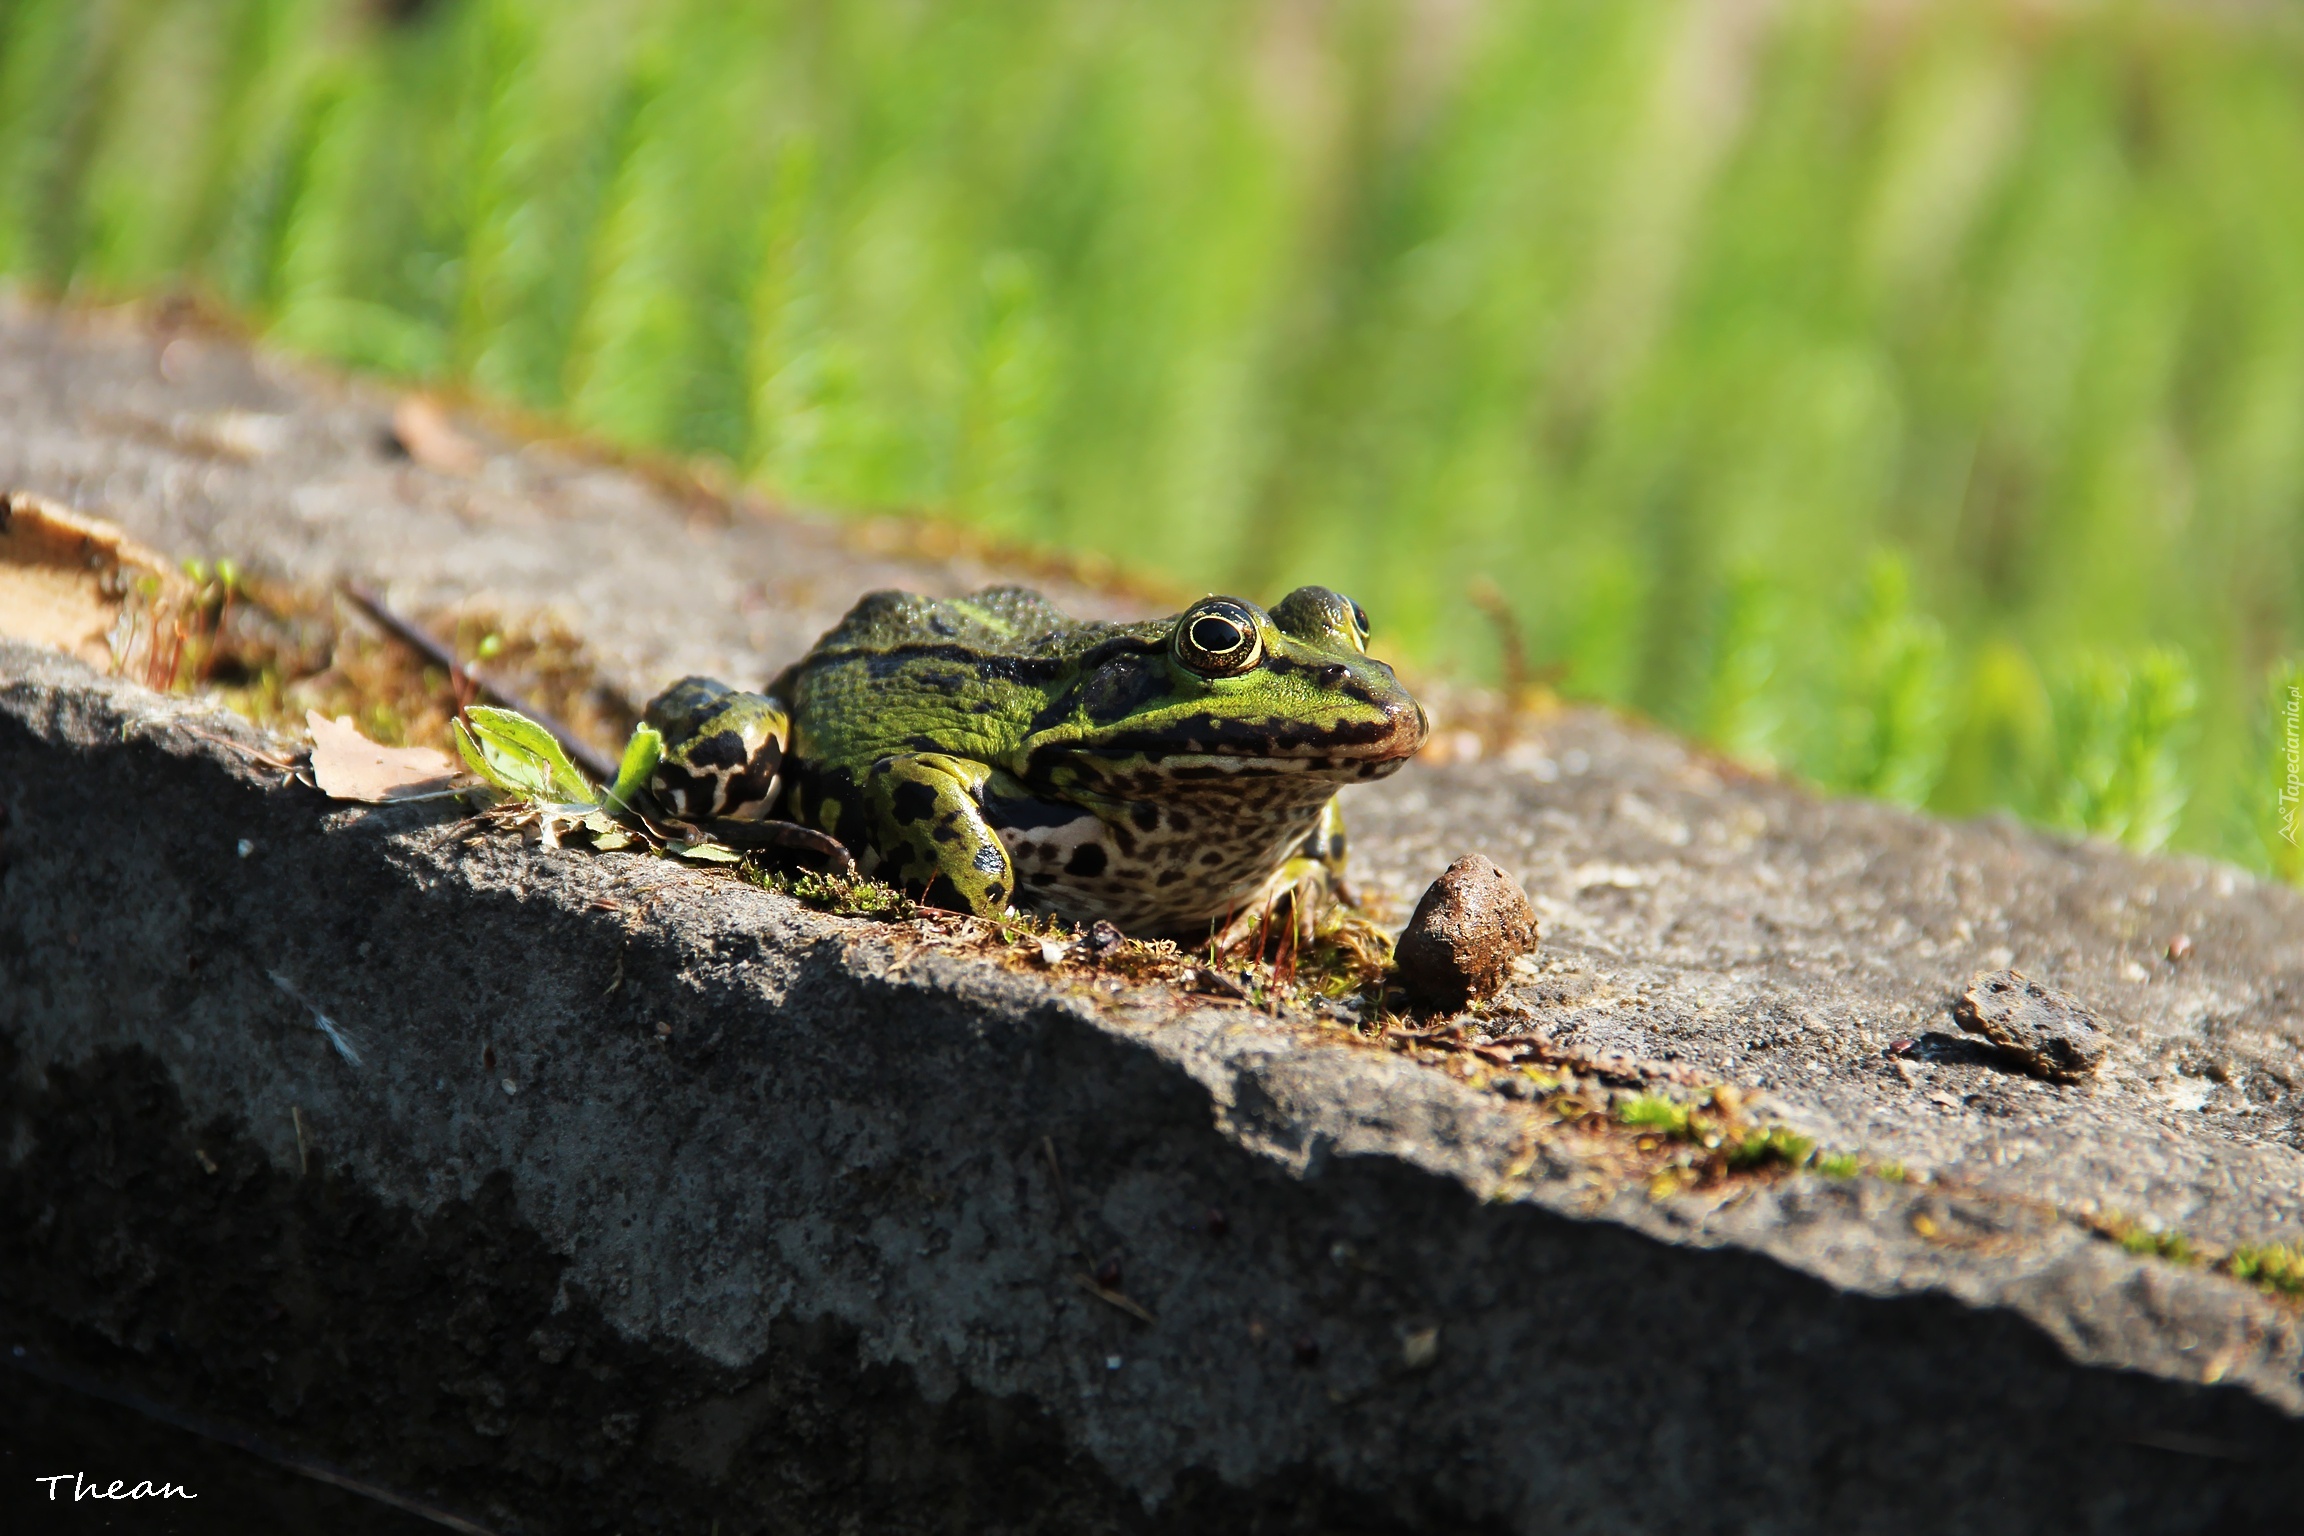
[6,303,2304,1531]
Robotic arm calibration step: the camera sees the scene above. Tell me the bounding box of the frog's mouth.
[1043,697,1431,781]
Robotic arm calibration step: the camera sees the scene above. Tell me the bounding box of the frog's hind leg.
[646,686,789,821]
[859,753,1016,917]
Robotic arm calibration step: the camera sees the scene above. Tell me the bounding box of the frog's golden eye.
[1174,598,1263,677]
[1350,600,1370,643]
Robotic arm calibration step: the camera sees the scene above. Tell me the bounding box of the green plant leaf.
[606,724,663,816]
[670,840,743,864]
[451,706,594,804]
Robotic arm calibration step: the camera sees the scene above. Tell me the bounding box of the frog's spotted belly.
[990,782,1330,933]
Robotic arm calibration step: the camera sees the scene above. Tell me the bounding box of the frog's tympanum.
[640,585,1428,937]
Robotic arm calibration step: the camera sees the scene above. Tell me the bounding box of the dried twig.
[1392,1018,1712,1087]
[177,725,304,775]
[338,580,617,783]
[1071,1272,1156,1325]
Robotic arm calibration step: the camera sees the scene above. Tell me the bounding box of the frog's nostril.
[1318,663,1349,687]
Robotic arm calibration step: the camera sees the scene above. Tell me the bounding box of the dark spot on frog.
[681,731,746,769]
[890,780,938,825]
[1130,803,1159,832]
[1066,845,1107,878]
[1065,654,1166,727]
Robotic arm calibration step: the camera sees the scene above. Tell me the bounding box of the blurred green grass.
[5,0,2303,875]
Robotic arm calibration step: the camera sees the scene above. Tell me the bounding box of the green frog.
[640,584,1427,937]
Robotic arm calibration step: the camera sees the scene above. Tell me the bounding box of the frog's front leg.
[860,752,1016,916]
[1213,797,1351,952]
[1299,798,1350,894]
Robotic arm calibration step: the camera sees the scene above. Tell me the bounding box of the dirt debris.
[1954,969,2109,1083]
[1393,854,1541,1015]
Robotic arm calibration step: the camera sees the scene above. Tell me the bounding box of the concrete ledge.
[6,640,2304,1532]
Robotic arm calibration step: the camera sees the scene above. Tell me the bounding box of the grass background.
[3,0,2302,876]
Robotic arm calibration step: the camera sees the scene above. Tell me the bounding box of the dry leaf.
[308,709,460,802]
[167,410,289,462]
[389,396,484,476]
[0,491,178,668]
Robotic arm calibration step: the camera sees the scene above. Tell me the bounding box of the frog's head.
[1024,586,1428,791]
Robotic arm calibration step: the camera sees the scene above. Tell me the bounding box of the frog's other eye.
[1270,585,1368,653]
[1174,598,1264,677]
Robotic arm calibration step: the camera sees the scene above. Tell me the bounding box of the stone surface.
[7,302,2304,1531]
[1392,853,1540,1014]
[1956,969,2111,1082]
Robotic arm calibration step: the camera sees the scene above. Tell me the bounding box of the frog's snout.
[1354,690,1430,765]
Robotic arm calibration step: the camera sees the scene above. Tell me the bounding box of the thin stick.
[1070,1271,1157,1325]
[338,580,618,783]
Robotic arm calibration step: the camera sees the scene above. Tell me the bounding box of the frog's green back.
[783,587,1163,770]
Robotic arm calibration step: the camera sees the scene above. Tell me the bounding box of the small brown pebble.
[1094,1255,1123,1289]
[2166,933,2193,963]
[1952,969,2108,1083]
[1886,1038,1917,1057]
[1393,853,1540,1015]
[1203,1206,1229,1238]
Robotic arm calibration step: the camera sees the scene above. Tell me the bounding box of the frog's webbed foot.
[859,752,1016,917]
[704,816,858,877]
[1207,856,1342,956]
